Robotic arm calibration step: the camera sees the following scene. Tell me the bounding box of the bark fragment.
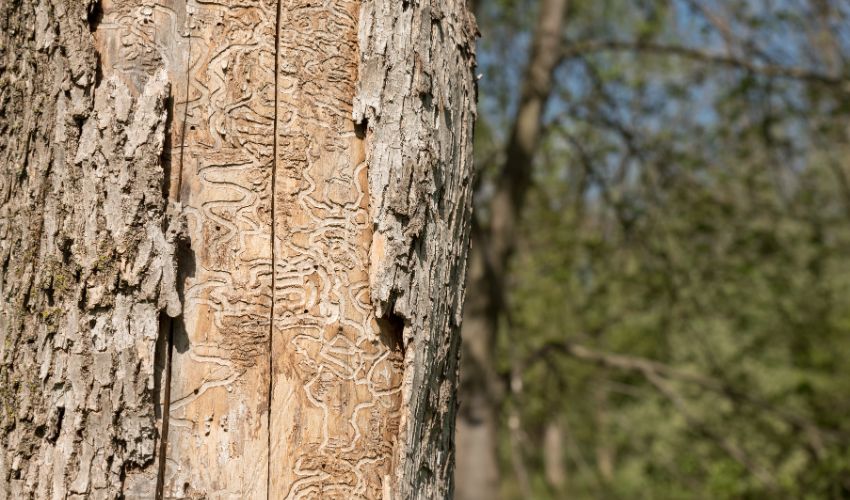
[354,1,478,496]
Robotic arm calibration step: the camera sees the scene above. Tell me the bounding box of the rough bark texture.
[354,1,477,497]
[1,0,476,497]
[0,0,181,497]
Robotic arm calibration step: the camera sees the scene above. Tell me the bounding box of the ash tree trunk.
[0,0,477,497]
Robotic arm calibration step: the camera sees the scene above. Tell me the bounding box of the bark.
[355,2,477,496]
[0,0,180,497]
[0,0,476,497]
[455,0,567,498]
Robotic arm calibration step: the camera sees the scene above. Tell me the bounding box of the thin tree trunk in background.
[594,384,615,483]
[455,241,502,500]
[543,421,567,490]
[0,0,476,497]
[456,0,567,497]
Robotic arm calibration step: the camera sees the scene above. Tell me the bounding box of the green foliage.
[476,0,850,497]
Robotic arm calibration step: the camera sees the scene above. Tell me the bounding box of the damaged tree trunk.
[0,0,476,497]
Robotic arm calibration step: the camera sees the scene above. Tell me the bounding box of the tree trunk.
[455,0,566,497]
[454,241,501,500]
[0,0,476,497]
[543,421,566,490]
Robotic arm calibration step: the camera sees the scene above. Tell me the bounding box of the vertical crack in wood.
[155,29,192,499]
[173,28,192,211]
[268,0,282,497]
[154,319,173,500]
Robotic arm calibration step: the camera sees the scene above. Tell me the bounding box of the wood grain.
[44,0,477,497]
[162,0,277,496]
[269,1,403,497]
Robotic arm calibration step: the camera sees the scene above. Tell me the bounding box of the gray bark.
[355,1,478,496]
[0,0,476,497]
[0,0,180,497]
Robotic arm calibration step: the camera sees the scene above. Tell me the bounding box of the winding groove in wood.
[3,0,473,495]
[269,1,403,498]
[91,1,404,496]
[162,0,277,496]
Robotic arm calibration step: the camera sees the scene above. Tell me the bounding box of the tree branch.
[562,39,846,86]
[644,371,778,489]
[522,339,849,446]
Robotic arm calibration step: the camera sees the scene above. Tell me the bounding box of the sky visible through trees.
[468,0,850,497]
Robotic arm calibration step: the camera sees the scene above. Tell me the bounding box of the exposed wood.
[268,1,404,497]
[159,0,276,496]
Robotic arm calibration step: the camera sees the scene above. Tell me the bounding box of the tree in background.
[456,1,567,498]
[461,0,850,498]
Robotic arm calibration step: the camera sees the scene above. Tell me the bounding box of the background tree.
[461,0,850,498]
[456,1,566,498]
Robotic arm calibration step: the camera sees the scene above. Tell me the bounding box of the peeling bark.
[354,1,477,496]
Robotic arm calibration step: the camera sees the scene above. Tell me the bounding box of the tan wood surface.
[95,0,401,497]
[164,0,277,496]
[270,1,403,497]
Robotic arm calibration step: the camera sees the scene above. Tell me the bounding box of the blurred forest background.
[455,0,850,498]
